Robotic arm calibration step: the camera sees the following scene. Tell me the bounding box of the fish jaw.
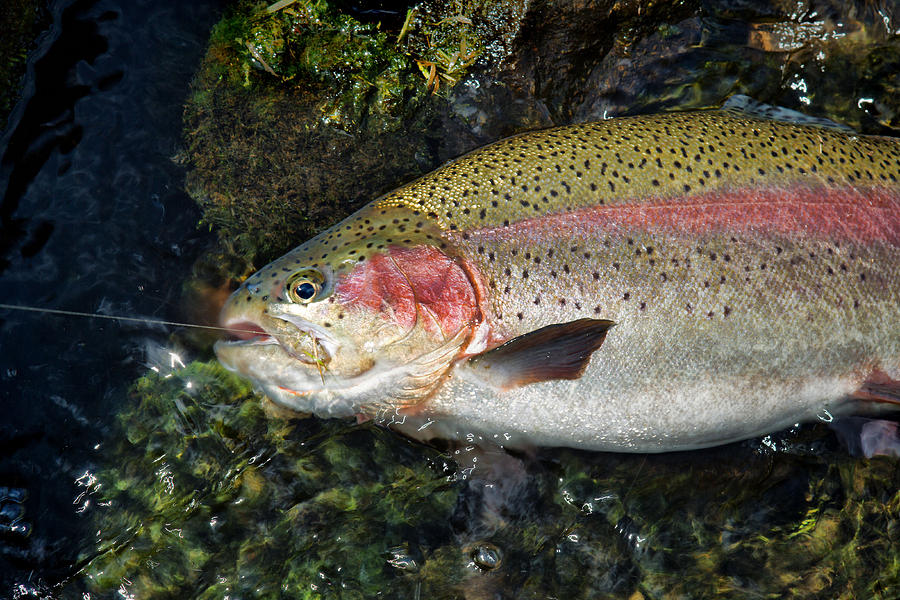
[214,305,410,418]
[214,313,475,418]
[215,339,355,417]
[214,306,359,417]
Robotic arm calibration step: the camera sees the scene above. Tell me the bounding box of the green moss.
[76,360,460,598]
[542,442,900,599]
[181,0,544,263]
[69,360,899,598]
[181,43,433,261]
[197,0,524,134]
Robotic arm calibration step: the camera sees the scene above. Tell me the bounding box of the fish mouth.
[222,320,275,343]
[220,316,336,368]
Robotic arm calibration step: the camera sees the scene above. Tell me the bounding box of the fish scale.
[375,110,898,231]
[453,224,894,371]
[238,110,899,287]
[217,107,900,453]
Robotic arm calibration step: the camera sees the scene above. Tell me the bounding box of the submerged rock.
[73,361,459,598]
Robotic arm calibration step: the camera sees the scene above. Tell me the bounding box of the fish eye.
[285,268,325,304]
[295,282,316,300]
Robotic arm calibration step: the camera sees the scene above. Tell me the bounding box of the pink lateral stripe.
[468,186,900,245]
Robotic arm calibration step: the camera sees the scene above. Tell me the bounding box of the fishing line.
[0,303,330,374]
[0,303,255,337]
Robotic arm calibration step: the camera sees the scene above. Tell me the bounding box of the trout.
[216,105,900,452]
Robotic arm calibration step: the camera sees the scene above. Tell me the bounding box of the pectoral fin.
[851,370,900,405]
[464,318,614,390]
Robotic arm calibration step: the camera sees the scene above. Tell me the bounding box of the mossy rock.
[181,0,545,263]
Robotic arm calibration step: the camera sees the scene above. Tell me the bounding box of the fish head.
[215,204,482,418]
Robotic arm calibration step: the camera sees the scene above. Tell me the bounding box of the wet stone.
[470,541,502,570]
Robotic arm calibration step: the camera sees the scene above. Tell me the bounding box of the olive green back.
[373,109,899,232]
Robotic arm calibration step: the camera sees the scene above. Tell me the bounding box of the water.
[0,0,223,593]
[1,0,898,598]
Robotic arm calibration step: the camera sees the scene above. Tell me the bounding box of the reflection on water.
[0,0,223,594]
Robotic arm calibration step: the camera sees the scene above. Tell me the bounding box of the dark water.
[0,0,223,593]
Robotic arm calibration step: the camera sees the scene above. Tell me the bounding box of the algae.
[182,0,539,262]
[73,360,460,598]
[205,0,526,133]
[70,363,900,598]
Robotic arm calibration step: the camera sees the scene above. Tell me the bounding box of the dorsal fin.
[721,95,854,132]
[463,319,614,391]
